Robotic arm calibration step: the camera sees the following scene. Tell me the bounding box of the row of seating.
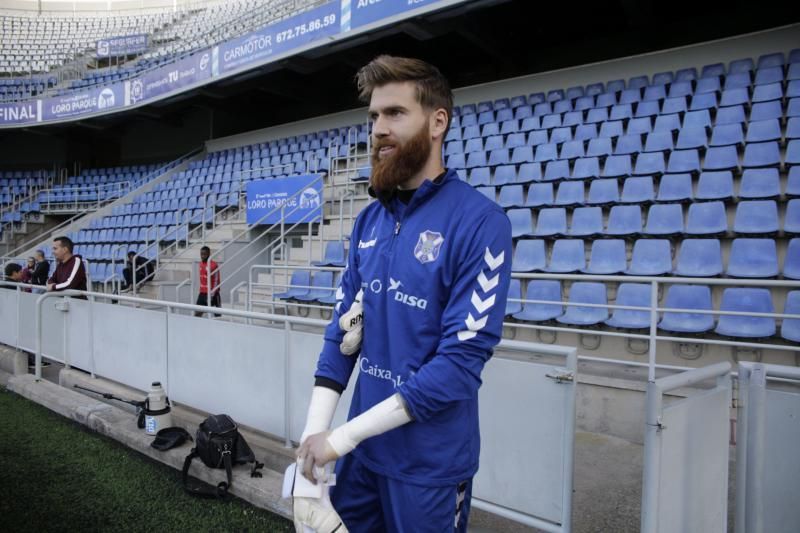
[451,51,800,116]
[478,172,799,206]
[507,200,798,238]
[507,281,799,341]
[510,237,799,279]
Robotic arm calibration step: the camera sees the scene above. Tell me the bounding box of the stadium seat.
[788,140,800,166]
[644,203,684,236]
[556,282,609,326]
[582,239,627,274]
[602,155,633,178]
[656,173,693,202]
[739,168,780,199]
[743,141,781,168]
[525,183,554,207]
[586,179,619,205]
[667,149,701,174]
[674,238,723,277]
[505,279,523,317]
[696,171,734,201]
[294,271,335,302]
[620,176,655,203]
[544,160,571,182]
[786,200,800,235]
[512,239,546,272]
[313,241,346,267]
[508,209,533,238]
[605,283,651,329]
[676,127,708,151]
[686,201,728,236]
[633,152,666,176]
[746,119,782,144]
[658,285,715,333]
[733,200,779,235]
[317,274,342,305]
[493,165,518,186]
[554,182,584,206]
[469,167,491,187]
[544,239,585,273]
[710,123,744,147]
[715,288,776,338]
[569,207,604,237]
[498,185,524,208]
[606,205,642,236]
[780,291,800,343]
[534,208,567,237]
[726,238,779,278]
[626,239,672,275]
[572,157,602,180]
[512,280,563,322]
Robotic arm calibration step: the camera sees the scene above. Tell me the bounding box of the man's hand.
[297,431,339,483]
[46,283,54,292]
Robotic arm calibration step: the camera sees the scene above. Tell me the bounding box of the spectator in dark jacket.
[122,251,154,292]
[31,250,50,286]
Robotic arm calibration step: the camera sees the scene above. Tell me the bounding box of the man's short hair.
[54,236,74,253]
[355,55,453,131]
[127,251,136,257]
[4,262,22,278]
[200,246,210,252]
[35,249,45,260]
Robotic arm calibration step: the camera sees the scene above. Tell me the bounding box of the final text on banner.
[246,174,324,225]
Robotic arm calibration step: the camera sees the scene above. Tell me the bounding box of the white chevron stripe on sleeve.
[484,247,505,270]
[470,291,496,314]
[477,270,499,292]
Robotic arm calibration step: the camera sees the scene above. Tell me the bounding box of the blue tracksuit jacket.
[315,168,512,486]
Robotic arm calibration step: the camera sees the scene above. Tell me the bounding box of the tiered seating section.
[442,50,799,342]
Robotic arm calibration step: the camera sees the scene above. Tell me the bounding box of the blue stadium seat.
[715,288,776,338]
[582,239,627,274]
[739,168,780,199]
[551,126,572,144]
[686,201,728,236]
[644,203,684,236]
[727,238,779,278]
[512,280,563,322]
[743,141,781,168]
[720,87,750,107]
[498,185,524,208]
[534,143,559,163]
[659,285,715,333]
[606,205,642,236]
[602,155,632,178]
[657,173,693,203]
[574,124,599,142]
[544,160,571,182]
[710,123,744,148]
[587,179,619,205]
[512,239,546,272]
[644,131,674,152]
[627,117,653,136]
[746,119,781,143]
[274,270,311,300]
[788,118,800,141]
[505,279,523,317]
[569,207,604,237]
[752,82,783,103]
[733,200,779,235]
[676,127,708,151]
[684,110,712,130]
[788,140,800,166]
[785,199,800,235]
[621,176,655,203]
[518,163,543,183]
[544,239,585,273]
[626,239,672,275]
[295,271,335,302]
[317,274,342,305]
[554,182,584,206]
[689,92,717,111]
[313,242,346,267]
[696,171,734,201]
[587,138,613,158]
[653,114,681,133]
[556,282,609,326]
[489,149,510,167]
[508,209,533,238]
[466,151,488,169]
[696,76,722,94]
[469,167,491,187]
[511,146,534,164]
[789,167,800,198]
[605,283,651,329]
[780,291,800,343]
[525,183,554,207]
[716,105,747,125]
[560,140,585,160]
[750,101,782,122]
[674,238,723,277]
[633,152,666,176]
[494,165,517,187]
[662,96,688,116]
[572,157,601,180]
[667,149,701,174]
[635,101,660,119]
[534,208,567,237]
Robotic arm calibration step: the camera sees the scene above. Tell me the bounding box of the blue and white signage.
[42,84,125,120]
[96,34,148,58]
[246,174,323,224]
[127,51,212,105]
[0,101,39,125]
[217,1,339,74]
[345,0,443,30]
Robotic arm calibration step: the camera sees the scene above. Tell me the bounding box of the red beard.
[370,123,432,194]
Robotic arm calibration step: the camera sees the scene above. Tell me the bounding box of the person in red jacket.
[47,236,87,297]
[195,245,221,317]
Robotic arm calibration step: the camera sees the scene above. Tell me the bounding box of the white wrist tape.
[327,393,412,457]
[300,386,341,444]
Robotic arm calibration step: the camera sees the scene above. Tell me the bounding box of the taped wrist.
[327,393,412,457]
[300,386,340,444]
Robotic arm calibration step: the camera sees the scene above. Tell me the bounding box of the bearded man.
[291,55,513,533]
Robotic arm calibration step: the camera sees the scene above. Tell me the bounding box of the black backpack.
[181,414,264,498]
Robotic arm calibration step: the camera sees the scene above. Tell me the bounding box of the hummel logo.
[388,278,402,292]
